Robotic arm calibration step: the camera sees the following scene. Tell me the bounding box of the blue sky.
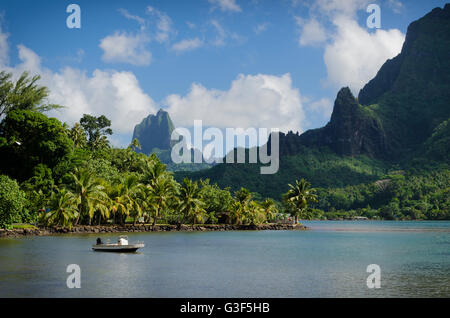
[0,0,448,150]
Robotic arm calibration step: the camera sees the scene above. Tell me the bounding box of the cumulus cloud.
[324,16,404,93]
[99,31,151,66]
[0,26,305,147]
[295,17,327,46]
[165,73,305,133]
[208,0,242,13]
[295,0,405,93]
[172,38,204,52]
[99,6,175,66]
[307,97,333,118]
[0,32,157,136]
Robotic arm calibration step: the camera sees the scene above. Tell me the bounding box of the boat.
[92,235,145,253]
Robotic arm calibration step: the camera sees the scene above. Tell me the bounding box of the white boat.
[92,235,144,253]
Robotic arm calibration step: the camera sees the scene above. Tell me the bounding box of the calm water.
[1,221,449,297]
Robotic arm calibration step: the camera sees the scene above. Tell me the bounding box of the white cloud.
[99,6,175,66]
[186,21,196,29]
[99,31,151,66]
[295,0,405,93]
[118,8,146,30]
[165,73,305,133]
[323,16,404,93]
[147,6,174,43]
[313,0,372,17]
[210,20,227,46]
[295,17,327,46]
[254,23,269,34]
[387,0,403,14]
[209,20,244,46]
[0,33,157,136]
[172,38,204,52]
[0,27,9,66]
[308,97,333,118]
[208,0,242,13]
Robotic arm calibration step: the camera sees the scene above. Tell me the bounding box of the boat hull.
[92,243,144,253]
[92,247,140,253]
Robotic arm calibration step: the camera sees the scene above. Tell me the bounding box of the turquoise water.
[0,221,449,297]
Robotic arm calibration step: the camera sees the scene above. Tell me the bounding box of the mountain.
[177,4,450,200]
[284,4,450,160]
[131,109,216,172]
[132,109,175,155]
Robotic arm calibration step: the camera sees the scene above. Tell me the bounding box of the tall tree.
[79,114,112,149]
[44,188,77,229]
[283,179,318,222]
[146,175,176,228]
[69,168,106,225]
[0,110,73,181]
[0,71,62,118]
[107,175,142,225]
[178,178,205,225]
[261,198,278,222]
[68,123,87,149]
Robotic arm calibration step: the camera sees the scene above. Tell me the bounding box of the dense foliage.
[0,175,26,229]
[0,65,448,228]
[0,72,298,229]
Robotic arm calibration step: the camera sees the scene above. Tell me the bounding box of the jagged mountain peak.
[132,109,175,155]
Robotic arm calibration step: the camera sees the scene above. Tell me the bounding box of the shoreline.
[0,223,308,238]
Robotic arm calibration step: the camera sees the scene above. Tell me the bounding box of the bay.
[1,221,449,297]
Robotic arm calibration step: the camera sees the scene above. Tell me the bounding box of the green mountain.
[177,4,450,203]
[132,109,175,155]
[132,109,215,172]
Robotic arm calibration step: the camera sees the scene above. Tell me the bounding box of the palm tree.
[45,189,77,229]
[69,123,87,149]
[283,178,318,223]
[261,198,278,222]
[246,201,266,225]
[106,175,142,225]
[91,135,109,150]
[178,178,206,225]
[146,175,176,229]
[128,138,141,152]
[70,168,106,225]
[235,187,252,205]
[231,188,252,225]
[141,155,167,187]
[230,201,245,225]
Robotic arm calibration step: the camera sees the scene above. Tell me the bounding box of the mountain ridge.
[176,4,450,199]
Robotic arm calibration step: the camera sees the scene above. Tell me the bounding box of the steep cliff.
[131,109,175,155]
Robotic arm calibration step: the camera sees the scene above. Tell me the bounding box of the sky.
[0,0,448,152]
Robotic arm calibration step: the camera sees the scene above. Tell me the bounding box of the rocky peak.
[131,109,175,155]
[329,87,359,124]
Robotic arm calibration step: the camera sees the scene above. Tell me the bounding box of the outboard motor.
[96,237,103,245]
